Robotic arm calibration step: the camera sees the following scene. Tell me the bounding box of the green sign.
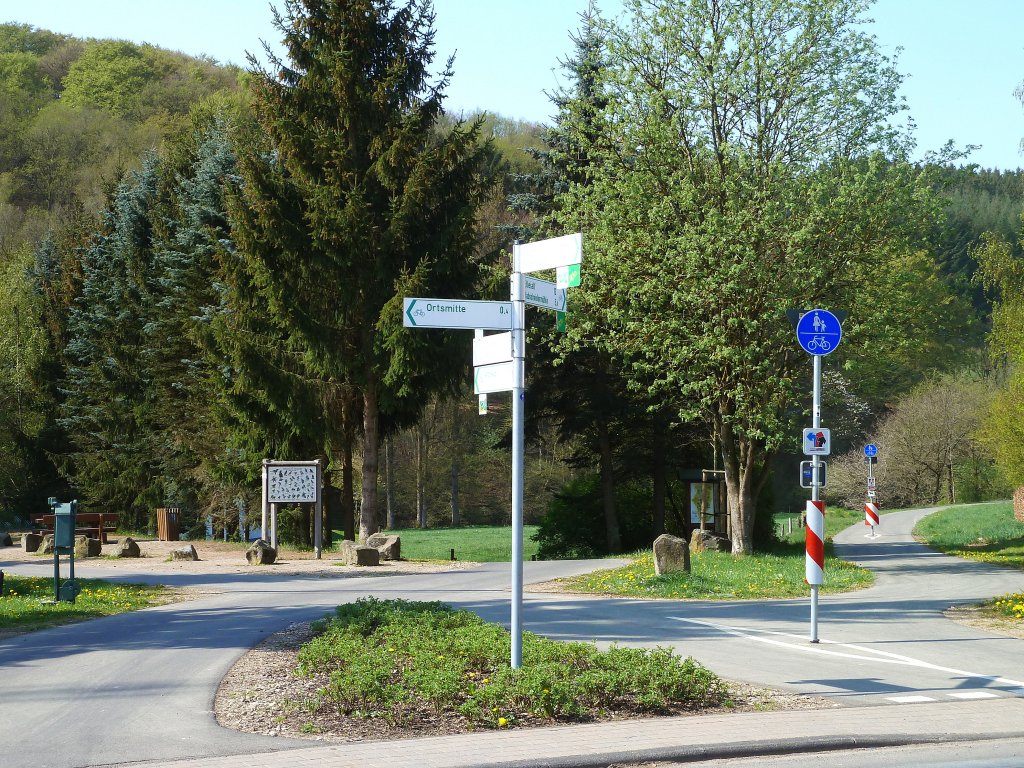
[555,311,567,333]
[557,264,581,289]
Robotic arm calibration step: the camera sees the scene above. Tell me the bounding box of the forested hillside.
[0,3,1020,556]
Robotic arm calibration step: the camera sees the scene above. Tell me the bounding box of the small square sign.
[557,264,581,289]
[478,394,487,415]
[802,427,831,456]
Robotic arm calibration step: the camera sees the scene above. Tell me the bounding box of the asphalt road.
[2,506,1024,768]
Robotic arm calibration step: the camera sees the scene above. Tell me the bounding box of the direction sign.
[522,276,567,311]
[795,308,842,356]
[802,427,831,456]
[864,443,878,457]
[474,361,516,394]
[404,298,512,330]
[473,331,513,368]
[515,233,583,273]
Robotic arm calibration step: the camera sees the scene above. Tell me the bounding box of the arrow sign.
[473,332,513,368]
[404,298,512,330]
[523,276,567,311]
[802,427,831,456]
[474,361,516,394]
[514,233,582,273]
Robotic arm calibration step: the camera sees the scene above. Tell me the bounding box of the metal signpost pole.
[510,242,526,669]
[810,353,822,643]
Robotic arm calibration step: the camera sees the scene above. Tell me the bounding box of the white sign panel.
[473,331,513,368]
[474,361,516,394]
[523,276,567,311]
[404,298,512,330]
[802,427,831,456]
[515,233,583,273]
[267,465,317,503]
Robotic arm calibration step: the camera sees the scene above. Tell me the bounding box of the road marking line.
[948,691,999,700]
[669,616,1024,689]
[887,695,935,703]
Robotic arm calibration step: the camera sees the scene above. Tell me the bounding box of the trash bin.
[156,507,180,541]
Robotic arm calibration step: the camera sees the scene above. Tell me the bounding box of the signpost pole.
[510,242,526,670]
[810,353,822,644]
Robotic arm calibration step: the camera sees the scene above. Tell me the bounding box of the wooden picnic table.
[30,512,118,544]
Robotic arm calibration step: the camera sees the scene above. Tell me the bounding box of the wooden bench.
[30,512,118,544]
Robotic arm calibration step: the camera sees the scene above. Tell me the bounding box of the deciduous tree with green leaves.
[558,0,959,553]
[229,0,493,542]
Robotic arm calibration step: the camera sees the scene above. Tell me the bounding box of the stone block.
[653,533,690,576]
[341,539,380,566]
[74,536,102,558]
[22,532,41,553]
[170,544,198,561]
[246,539,277,565]
[367,533,400,561]
[690,529,731,553]
[116,537,141,558]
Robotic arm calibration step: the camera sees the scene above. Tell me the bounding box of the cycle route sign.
[795,308,842,356]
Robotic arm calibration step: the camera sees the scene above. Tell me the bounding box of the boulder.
[39,534,55,555]
[653,533,690,576]
[367,533,400,561]
[246,539,277,565]
[116,537,141,558]
[690,529,731,553]
[0,532,12,547]
[340,540,380,566]
[74,536,102,558]
[169,544,199,561]
[22,532,41,553]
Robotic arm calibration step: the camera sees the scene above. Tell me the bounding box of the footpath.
[116,697,1024,768]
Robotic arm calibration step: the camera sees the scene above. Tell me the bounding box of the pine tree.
[229,0,493,541]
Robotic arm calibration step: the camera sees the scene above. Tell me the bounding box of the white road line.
[669,616,1024,689]
[948,691,1000,700]
[888,695,935,703]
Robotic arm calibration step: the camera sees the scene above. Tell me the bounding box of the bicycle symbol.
[807,335,831,352]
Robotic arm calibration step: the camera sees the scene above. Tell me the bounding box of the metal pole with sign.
[795,308,843,644]
[864,443,879,536]
[404,232,581,670]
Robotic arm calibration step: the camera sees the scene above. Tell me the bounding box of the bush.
[532,474,658,559]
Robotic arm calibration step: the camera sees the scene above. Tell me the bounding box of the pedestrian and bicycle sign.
[864,443,878,457]
[795,308,842,356]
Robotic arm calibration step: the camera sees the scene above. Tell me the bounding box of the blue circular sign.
[864,443,878,457]
[795,308,842,356]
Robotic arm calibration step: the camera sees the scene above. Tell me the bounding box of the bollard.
[450,548,456,561]
[0,568,4,597]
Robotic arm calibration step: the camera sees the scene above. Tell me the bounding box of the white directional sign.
[474,361,516,394]
[473,331,513,368]
[802,427,831,456]
[515,233,582,273]
[404,298,512,330]
[523,276,567,311]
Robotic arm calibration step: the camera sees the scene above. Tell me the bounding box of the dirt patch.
[945,604,1024,639]
[0,537,475,578]
[213,620,840,744]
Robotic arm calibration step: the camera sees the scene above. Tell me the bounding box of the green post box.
[51,500,80,603]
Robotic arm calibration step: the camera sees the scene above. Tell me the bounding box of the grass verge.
[297,598,728,730]
[378,525,540,562]
[914,501,1024,632]
[0,575,174,637]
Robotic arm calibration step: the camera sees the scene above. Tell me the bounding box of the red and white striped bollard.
[805,499,825,585]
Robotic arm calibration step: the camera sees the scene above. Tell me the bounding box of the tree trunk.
[359,381,379,544]
[597,421,621,553]
[342,429,355,542]
[385,435,396,530]
[719,417,758,555]
[451,458,461,527]
[416,418,428,528]
[652,420,666,537]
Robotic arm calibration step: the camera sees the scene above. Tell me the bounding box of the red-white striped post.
[864,501,880,527]
[805,499,825,585]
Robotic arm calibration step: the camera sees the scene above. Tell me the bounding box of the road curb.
[473,731,1024,768]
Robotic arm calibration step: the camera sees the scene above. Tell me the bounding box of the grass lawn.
[294,597,728,734]
[913,501,1024,630]
[379,525,540,562]
[0,575,175,637]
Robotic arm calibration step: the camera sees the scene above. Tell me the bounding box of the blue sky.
[6,0,1024,170]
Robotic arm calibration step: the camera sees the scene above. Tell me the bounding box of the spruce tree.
[229,0,493,541]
